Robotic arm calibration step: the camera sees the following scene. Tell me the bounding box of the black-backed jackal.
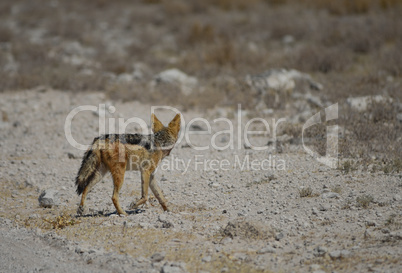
[75,114,181,216]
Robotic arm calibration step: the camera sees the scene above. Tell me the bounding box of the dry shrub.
[378,42,402,77]
[299,187,314,198]
[43,214,81,230]
[0,26,12,42]
[288,45,350,73]
[187,22,215,45]
[207,0,261,11]
[205,40,236,68]
[302,0,401,15]
[220,219,273,240]
[356,194,374,209]
[163,0,191,16]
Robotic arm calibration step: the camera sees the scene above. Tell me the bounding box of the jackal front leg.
[129,171,150,210]
[149,174,169,211]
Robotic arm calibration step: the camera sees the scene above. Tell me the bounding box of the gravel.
[0,89,401,272]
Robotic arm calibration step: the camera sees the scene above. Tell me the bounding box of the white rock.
[202,255,212,262]
[153,68,198,96]
[38,189,59,208]
[257,246,276,254]
[322,192,340,199]
[347,95,393,112]
[329,250,341,259]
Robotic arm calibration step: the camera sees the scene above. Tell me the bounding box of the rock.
[393,194,401,201]
[347,95,393,112]
[150,252,165,263]
[153,69,198,96]
[319,204,330,211]
[313,246,327,257]
[275,233,284,241]
[38,189,59,208]
[257,246,276,254]
[220,237,232,244]
[246,69,322,93]
[67,152,79,159]
[117,73,134,83]
[329,250,341,259]
[397,113,402,123]
[340,250,351,258]
[202,255,212,262]
[158,214,174,228]
[161,262,187,273]
[322,192,340,199]
[209,182,221,188]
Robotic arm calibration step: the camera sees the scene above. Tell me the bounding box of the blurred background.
[0,0,401,168]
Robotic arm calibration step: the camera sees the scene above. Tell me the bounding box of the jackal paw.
[129,201,138,210]
[77,205,84,216]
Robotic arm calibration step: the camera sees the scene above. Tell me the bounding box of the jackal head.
[152,113,181,155]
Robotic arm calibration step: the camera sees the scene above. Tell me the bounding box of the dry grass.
[298,187,315,198]
[356,194,374,209]
[220,219,274,240]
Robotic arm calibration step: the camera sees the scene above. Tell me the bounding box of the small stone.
[257,246,276,254]
[393,194,401,201]
[364,229,372,239]
[38,189,59,208]
[161,262,186,273]
[322,192,340,199]
[202,256,212,262]
[381,228,390,234]
[329,250,341,259]
[150,252,165,263]
[396,113,402,122]
[313,246,327,257]
[275,233,284,241]
[211,183,221,188]
[340,250,351,258]
[319,204,330,211]
[312,207,319,215]
[221,237,232,244]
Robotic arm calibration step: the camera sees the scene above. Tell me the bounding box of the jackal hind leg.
[111,162,128,216]
[77,166,107,216]
[129,171,151,210]
[149,174,169,211]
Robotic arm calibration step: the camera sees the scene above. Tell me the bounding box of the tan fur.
[75,114,181,216]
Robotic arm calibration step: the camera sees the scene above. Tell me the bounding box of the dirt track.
[0,89,401,273]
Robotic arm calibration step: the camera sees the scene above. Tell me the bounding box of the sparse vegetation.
[356,195,374,209]
[338,160,358,174]
[298,187,314,198]
[43,214,81,230]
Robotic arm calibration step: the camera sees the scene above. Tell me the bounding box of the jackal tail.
[75,141,101,195]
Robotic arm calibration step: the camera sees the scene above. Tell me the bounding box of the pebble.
[319,204,330,211]
[38,189,59,208]
[313,246,327,257]
[322,192,340,199]
[340,250,351,258]
[257,246,276,254]
[150,252,165,263]
[275,233,284,241]
[329,250,341,259]
[202,256,212,262]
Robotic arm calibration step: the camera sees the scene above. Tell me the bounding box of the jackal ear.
[168,114,181,134]
[152,114,164,133]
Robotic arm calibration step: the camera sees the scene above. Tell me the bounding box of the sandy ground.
[0,89,401,273]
